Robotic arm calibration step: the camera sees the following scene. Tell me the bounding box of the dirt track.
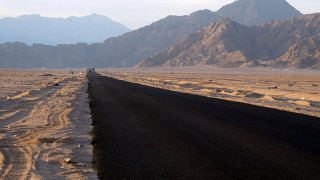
[88,73,320,179]
[0,74,97,179]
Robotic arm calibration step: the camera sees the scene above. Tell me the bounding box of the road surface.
[88,72,320,179]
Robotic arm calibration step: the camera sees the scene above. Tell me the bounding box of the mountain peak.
[86,13,107,18]
[216,0,303,25]
[205,18,242,33]
[216,18,234,25]
[189,9,216,17]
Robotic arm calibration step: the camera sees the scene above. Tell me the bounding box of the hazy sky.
[0,0,319,29]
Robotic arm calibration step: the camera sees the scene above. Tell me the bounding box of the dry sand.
[0,70,97,179]
[0,66,319,179]
[101,66,320,118]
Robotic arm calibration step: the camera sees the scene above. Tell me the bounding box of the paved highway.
[88,73,320,179]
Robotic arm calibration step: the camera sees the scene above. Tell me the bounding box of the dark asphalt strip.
[88,73,320,180]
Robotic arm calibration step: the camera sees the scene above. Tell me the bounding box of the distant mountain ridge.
[136,14,320,69]
[0,0,310,69]
[216,0,302,25]
[0,10,221,69]
[0,14,130,45]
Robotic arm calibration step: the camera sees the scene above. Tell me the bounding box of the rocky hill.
[272,35,320,69]
[0,14,130,45]
[90,10,222,67]
[136,14,320,69]
[216,0,302,26]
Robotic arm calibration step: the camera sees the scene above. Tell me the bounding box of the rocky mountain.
[216,0,303,26]
[0,0,310,69]
[272,35,320,69]
[94,10,221,67]
[136,14,320,69]
[0,10,221,69]
[0,14,130,45]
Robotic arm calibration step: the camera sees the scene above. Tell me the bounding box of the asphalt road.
[88,72,320,179]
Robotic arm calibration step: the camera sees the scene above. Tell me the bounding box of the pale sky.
[0,0,319,30]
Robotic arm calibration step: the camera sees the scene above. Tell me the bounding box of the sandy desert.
[103,66,320,118]
[0,67,320,179]
[0,70,97,179]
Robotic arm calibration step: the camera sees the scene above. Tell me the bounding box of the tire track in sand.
[0,75,97,179]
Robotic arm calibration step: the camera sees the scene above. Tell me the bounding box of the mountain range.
[0,14,130,45]
[136,14,320,69]
[0,10,221,69]
[1,0,317,69]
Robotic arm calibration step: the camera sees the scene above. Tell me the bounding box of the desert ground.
[102,66,320,118]
[0,70,97,179]
[0,67,319,179]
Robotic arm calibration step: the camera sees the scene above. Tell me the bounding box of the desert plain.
[0,70,97,179]
[0,67,320,179]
